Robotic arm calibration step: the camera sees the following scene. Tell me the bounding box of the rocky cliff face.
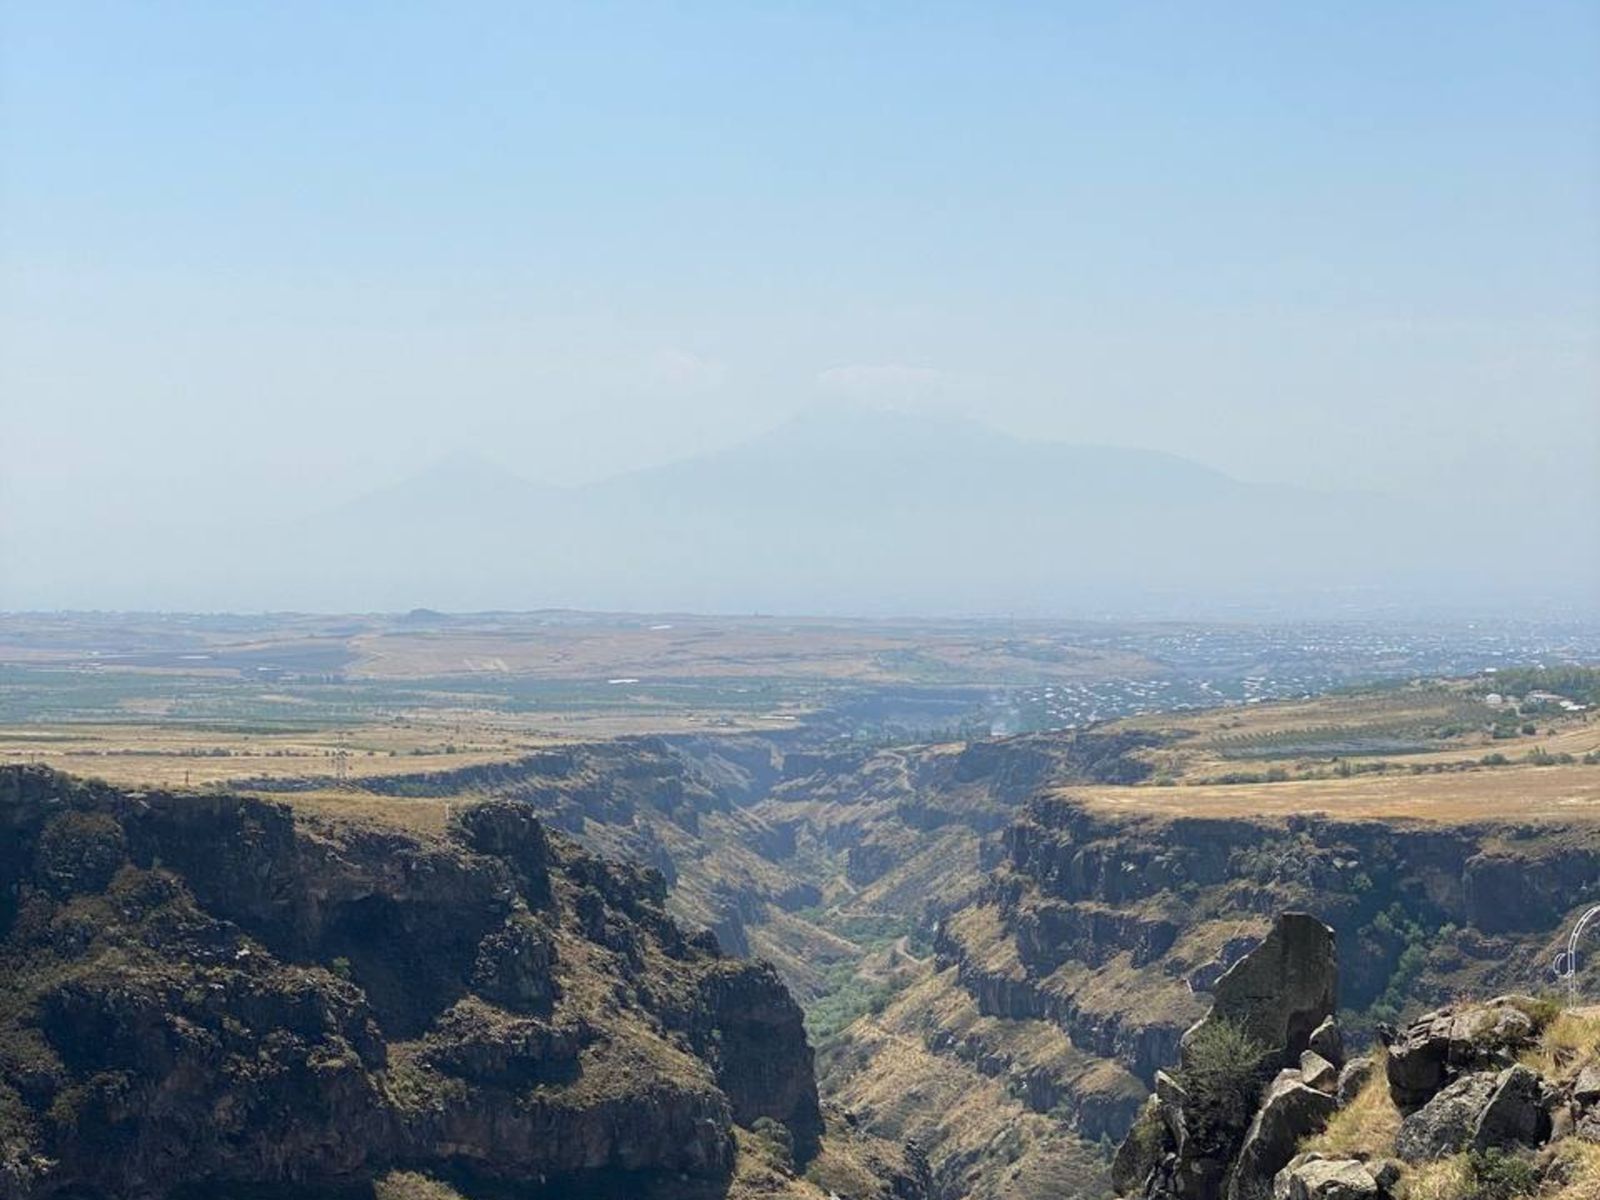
[935,797,1600,1103]
[0,765,866,1200]
[813,776,1600,1200]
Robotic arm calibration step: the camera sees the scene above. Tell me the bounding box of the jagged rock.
[1115,915,1340,1200]
[419,998,584,1085]
[707,884,753,957]
[1396,1071,1501,1162]
[1386,999,1538,1112]
[1191,913,1336,1070]
[1337,1057,1376,1106]
[1394,1061,1550,1162]
[1573,1061,1600,1107]
[693,959,823,1156]
[470,914,557,1013]
[1302,1050,1339,1094]
[1576,1108,1600,1143]
[1156,1070,1191,1152]
[1189,936,1263,995]
[1227,1076,1338,1200]
[1472,1064,1551,1152]
[1272,1153,1393,1200]
[33,811,128,898]
[449,799,552,905]
[1113,1096,1170,1195]
[1309,1018,1345,1069]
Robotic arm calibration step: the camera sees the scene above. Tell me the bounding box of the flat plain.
[4,610,1598,827]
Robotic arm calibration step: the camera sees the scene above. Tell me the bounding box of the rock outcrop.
[1395,1071,1504,1162]
[1273,1154,1398,1200]
[1113,914,1342,1200]
[1228,1076,1340,1200]
[1114,926,1572,1200]
[1192,913,1337,1072]
[1385,998,1540,1112]
[1392,1060,1553,1164]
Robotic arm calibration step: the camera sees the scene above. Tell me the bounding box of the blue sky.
[3,3,1597,527]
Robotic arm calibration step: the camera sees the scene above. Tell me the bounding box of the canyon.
[3,685,1599,1199]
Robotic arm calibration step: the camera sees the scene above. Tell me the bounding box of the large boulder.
[1337,1058,1376,1107]
[1396,1063,1551,1164]
[1273,1154,1398,1200]
[1472,1064,1551,1152]
[1193,913,1336,1070]
[1573,1061,1600,1108]
[1309,1018,1345,1069]
[1117,914,1341,1200]
[1301,1051,1339,1095]
[1386,999,1538,1112]
[1396,1071,1501,1162]
[1227,1076,1339,1200]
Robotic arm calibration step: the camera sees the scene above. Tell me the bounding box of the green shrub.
[751,1115,796,1172]
[1128,1102,1167,1160]
[1503,994,1562,1032]
[1176,1018,1270,1157]
[1465,1149,1538,1200]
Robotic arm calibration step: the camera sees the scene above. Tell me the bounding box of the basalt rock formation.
[0,765,919,1200]
[1191,913,1338,1072]
[1113,916,1595,1200]
[923,791,1600,1155]
[1109,913,1341,1200]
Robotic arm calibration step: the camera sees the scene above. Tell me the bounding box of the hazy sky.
[3,2,1598,528]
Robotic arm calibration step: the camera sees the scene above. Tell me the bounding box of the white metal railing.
[1553,903,1600,1007]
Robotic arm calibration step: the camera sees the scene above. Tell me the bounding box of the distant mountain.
[227,403,1414,614]
[5,403,1589,614]
[324,452,557,526]
[596,401,1253,514]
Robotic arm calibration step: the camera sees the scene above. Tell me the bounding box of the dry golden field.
[0,718,539,789]
[1073,763,1600,822]
[1081,681,1600,822]
[0,609,1155,684]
